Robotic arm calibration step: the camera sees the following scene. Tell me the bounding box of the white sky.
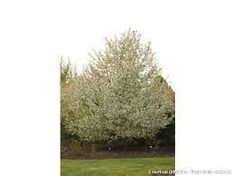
[57,0,180,88]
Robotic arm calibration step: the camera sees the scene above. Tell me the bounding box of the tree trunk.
[123,142,128,152]
[91,143,97,158]
[144,139,148,152]
[144,143,147,152]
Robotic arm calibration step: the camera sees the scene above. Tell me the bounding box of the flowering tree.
[62,30,174,157]
[60,59,77,144]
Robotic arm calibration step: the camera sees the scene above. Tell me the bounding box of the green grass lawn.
[61,157,174,176]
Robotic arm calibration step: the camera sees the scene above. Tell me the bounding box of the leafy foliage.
[60,59,77,144]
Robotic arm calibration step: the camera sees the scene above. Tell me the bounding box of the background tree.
[60,59,77,145]
[63,30,175,157]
